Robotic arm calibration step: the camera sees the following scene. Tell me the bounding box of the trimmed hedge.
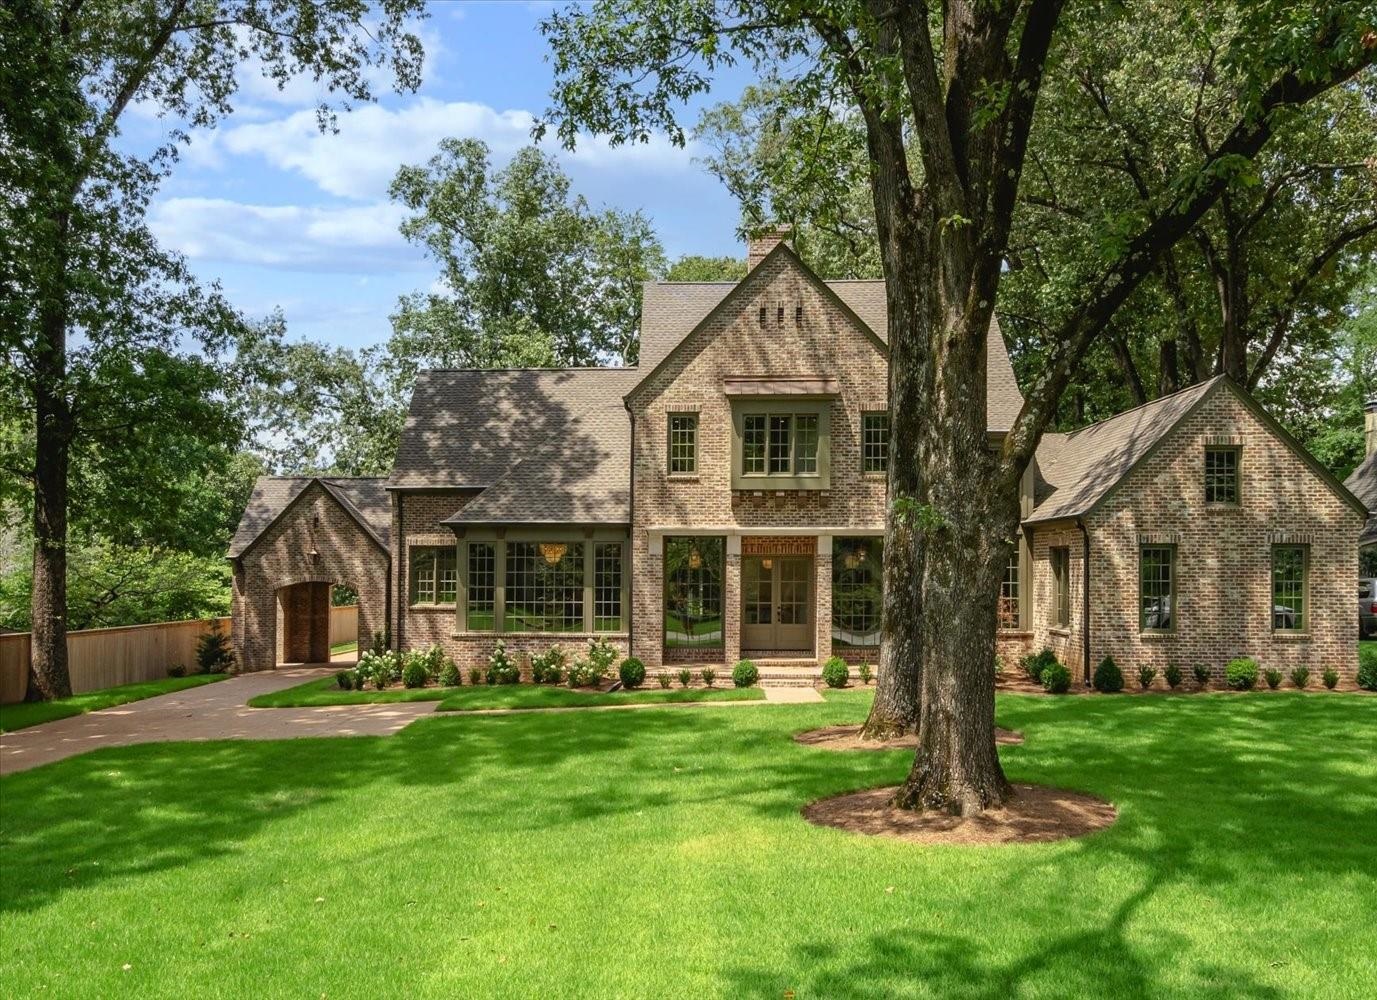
[1092,655,1124,693]
[1225,657,1259,691]
[821,656,849,689]
[731,660,759,688]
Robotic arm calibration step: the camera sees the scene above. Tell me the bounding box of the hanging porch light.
[539,542,568,566]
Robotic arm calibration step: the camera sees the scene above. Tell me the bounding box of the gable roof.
[635,243,1024,431]
[228,476,391,559]
[1028,376,1367,525]
[1343,450,1377,544]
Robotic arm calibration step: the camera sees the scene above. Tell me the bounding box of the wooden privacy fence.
[329,604,358,647]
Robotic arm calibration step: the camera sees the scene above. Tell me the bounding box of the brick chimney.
[1366,398,1377,456]
[747,225,793,271]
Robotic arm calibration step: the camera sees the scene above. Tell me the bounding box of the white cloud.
[219,97,699,201]
[149,197,422,273]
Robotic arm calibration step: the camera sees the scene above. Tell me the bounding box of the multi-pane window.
[1272,545,1308,632]
[1139,545,1175,632]
[410,547,457,606]
[999,553,1021,630]
[742,414,767,474]
[504,542,585,633]
[664,536,724,649]
[743,412,823,477]
[1205,446,1240,505]
[862,412,889,474]
[668,414,697,475]
[832,536,883,647]
[593,542,623,632]
[1051,547,1070,627]
[467,542,496,630]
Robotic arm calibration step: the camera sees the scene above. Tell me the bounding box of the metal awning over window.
[722,377,840,397]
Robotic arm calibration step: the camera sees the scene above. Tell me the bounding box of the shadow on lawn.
[0,690,1372,999]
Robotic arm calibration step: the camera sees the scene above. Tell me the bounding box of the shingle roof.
[228,477,391,558]
[638,274,1023,430]
[388,368,641,523]
[1343,450,1377,544]
[1026,377,1224,524]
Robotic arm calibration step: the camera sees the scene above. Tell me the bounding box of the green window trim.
[455,533,630,635]
[410,546,457,607]
[1271,544,1308,633]
[1050,547,1071,628]
[832,536,883,647]
[667,413,698,475]
[730,401,831,490]
[862,412,889,474]
[1139,544,1176,633]
[664,536,725,650]
[1205,446,1241,505]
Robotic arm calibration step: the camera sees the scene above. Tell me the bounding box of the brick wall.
[628,253,889,667]
[391,489,474,655]
[1028,522,1088,680]
[231,482,389,672]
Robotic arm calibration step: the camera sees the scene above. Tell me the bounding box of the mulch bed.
[802,783,1117,846]
[793,724,1024,751]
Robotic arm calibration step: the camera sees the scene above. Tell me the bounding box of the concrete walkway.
[762,686,825,703]
[0,668,437,776]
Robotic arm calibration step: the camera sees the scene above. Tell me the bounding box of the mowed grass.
[246,676,763,710]
[1,691,1374,998]
[0,673,227,733]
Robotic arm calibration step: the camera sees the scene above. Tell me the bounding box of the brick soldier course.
[230,233,1366,684]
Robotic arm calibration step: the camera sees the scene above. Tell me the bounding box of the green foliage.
[486,640,520,686]
[700,667,717,688]
[1138,666,1158,691]
[664,255,747,281]
[1290,666,1310,689]
[1323,668,1340,690]
[1358,645,1377,690]
[1022,649,1059,684]
[356,650,403,691]
[405,645,446,681]
[1193,664,1212,689]
[1226,658,1260,691]
[731,659,759,688]
[439,661,461,688]
[858,662,873,685]
[167,664,187,678]
[531,646,569,685]
[656,672,673,689]
[821,656,849,689]
[677,668,693,688]
[336,671,355,691]
[402,661,428,689]
[619,657,647,689]
[195,620,235,675]
[1041,663,1072,694]
[1093,656,1125,693]
[1164,664,1183,690]
[1264,668,1283,691]
[467,666,484,686]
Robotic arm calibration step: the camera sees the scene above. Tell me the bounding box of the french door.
[741,555,813,651]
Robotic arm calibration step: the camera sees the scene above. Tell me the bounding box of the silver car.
[1362,579,1377,638]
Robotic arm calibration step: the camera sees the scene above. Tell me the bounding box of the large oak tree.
[540,0,1377,812]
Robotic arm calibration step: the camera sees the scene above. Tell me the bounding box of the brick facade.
[627,251,888,669]
[231,481,389,672]
[1069,387,1361,683]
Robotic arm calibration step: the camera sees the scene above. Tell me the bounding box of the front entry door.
[742,556,813,651]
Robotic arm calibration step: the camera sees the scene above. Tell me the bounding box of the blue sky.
[122,2,755,351]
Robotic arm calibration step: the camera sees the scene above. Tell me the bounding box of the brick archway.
[276,581,331,664]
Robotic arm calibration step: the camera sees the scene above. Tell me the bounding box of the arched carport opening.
[276,581,331,665]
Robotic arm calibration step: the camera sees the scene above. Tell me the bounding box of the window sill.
[1139,631,1177,641]
[667,474,700,482]
[997,629,1033,638]
[410,604,457,611]
[1204,503,1241,511]
[1271,631,1311,642]
[863,471,888,480]
[455,630,630,640]
[1048,626,1071,637]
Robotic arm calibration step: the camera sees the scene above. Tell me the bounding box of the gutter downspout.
[625,401,635,657]
[1078,518,1091,686]
[396,492,405,653]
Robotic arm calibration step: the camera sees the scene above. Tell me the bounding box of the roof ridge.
[420,366,636,374]
[1063,375,1224,441]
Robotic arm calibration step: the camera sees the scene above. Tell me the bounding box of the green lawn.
[329,640,357,655]
[1,691,1374,997]
[246,676,458,708]
[0,673,228,733]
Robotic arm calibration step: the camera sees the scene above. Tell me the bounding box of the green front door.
[741,556,813,652]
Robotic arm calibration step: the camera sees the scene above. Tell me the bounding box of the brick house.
[229,234,1366,683]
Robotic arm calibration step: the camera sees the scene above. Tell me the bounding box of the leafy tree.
[0,0,425,698]
[389,139,667,367]
[664,255,748,282]
[542,0,1376,813]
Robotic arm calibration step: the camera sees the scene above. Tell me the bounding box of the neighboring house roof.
[229,476,391,558]
[636,245,1023,430]
[1343,450,1377,545]
[388,367,641,524]
[1027,376,1367,526]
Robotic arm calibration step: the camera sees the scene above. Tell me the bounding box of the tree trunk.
[30,300,73,700]
[893,292,1014,814]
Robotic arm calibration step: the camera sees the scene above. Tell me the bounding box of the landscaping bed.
[0,673,228,733]
[434,685,763,712]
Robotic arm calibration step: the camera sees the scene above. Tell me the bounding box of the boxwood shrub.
[822,656,849,689]
[1225,657,1259,691]
[1164,664,1183,690]
[1041,662,1072,694]
[1359,644,1377,691]
[1021,648,1058,683]
[731,659,759,688]
[619,657,647,689]
[1093,655,1124,693]
[402,660,428,689]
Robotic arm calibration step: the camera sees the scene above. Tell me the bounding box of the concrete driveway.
[0,668,437,776]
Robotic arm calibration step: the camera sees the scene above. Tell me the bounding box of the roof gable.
[229,477,391,559]
[1028,376,1366,525]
